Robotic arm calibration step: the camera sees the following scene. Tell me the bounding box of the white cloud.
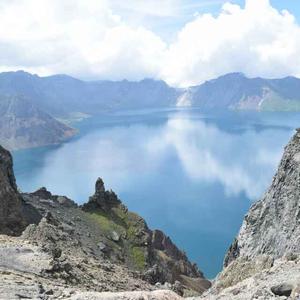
[0,0,166,79]
[0,0,300,86]
[162,0,300,86]
[162,117,285,199]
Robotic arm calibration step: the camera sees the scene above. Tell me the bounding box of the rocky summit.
[0,145,210,299]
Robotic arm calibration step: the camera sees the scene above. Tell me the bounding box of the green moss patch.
[130,246,146,271]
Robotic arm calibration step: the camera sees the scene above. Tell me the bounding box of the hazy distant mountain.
[1,71,300,116]
[185,73,300,111]
[0,94,76,150]
[0,71,179,116]
[1,71,300,149]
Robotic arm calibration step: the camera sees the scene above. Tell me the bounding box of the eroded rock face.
[197,130,300,299]
[0,145,28,235]
[225,129,300,265]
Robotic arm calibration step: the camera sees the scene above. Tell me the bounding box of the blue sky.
[0,0,300,86]
[111,0,300,40]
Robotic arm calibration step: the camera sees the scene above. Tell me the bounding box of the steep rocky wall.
[192,129,300,299]
[225,129,300,266]
[0,145,41,235]
[0,145,28,235]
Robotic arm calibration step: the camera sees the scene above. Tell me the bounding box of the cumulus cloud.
[0,0,300,86]
[162,0,300,86]
[0,0,166,79]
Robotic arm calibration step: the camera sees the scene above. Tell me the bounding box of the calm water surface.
[13,109,299,278]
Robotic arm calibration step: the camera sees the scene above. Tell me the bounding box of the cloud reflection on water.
[33,113,291,203]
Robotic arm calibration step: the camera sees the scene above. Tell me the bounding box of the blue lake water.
[13,108,300,278]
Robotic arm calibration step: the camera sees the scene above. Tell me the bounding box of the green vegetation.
[130,246,146,271]
[88,210,124,236]
[87,207,148,271]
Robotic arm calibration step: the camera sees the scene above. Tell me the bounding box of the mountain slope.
[0,145,210,298]
[0,94,76,150]
[0,71,179,116]
[2,71,300,115]
[224,128,300,265]
[187,73,300,111]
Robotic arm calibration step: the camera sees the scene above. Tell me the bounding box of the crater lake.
[12,108,299,278]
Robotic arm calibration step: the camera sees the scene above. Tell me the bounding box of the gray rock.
[97,242,108,252]
[197,130,300,299]
[225,130,300,265]
[56,196,77,208]
[32,187,52,200]
[110,231,120,242]
[271,283,293,297]
[82,178,121,212]
[0,145,40,235]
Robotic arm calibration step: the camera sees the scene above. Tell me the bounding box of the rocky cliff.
[0,145,210,299]
[0,145,40,235]
[225,128,300,265]
[194,129,300,299]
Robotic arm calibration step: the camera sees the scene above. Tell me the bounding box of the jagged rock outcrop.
[0,145,40,235]
[82,178,121,212]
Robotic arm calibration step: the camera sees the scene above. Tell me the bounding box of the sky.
[0,0,300,87]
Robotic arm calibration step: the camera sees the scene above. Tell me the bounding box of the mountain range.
[2,70,300,149]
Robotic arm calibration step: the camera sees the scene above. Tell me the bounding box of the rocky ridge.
[0,145,210,299]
